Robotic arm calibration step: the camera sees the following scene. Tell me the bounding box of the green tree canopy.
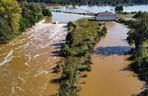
[0,0,21,42]
[115,5,123,13]
[42,8,52,16]
[127,13,148,49]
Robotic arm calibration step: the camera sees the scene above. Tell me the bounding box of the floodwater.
[52,12,92,22]
[0,6,145,96]
[50,5,148,13]
[0,11,90,96]
[79,22,144,96]
[0,20,67,96]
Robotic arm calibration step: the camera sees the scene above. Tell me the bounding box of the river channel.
[79,22,144,96]
[0,5,147,96]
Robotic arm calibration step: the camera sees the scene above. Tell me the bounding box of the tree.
[115,5,123,13]
[67,21,76,31]
[25,0,148,5]
[66,32,74,46]
[60,44,72,57]
[0,0,22,34]
[19,2,43,32]
[127,13,148,50]
[0,0,22,42]
[100,26,107,36]
[42,8,52,16]
[0,18,11,42]
[133,11,143,18]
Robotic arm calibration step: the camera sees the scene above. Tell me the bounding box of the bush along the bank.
[127,13,148,96]
[42,8,52,16]
[0,0,52,42]
[58,19,106,96]
[19,2,52,32]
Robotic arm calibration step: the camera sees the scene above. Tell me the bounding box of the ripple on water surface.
[0,20,67,96]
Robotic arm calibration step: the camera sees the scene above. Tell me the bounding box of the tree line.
[0,0,52,42]
[22,0,148,5]
[127,12,148,96]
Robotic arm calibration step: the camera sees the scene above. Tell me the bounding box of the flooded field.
[52,12,92,22]
[79,22,144,96]
[0,20,67,96]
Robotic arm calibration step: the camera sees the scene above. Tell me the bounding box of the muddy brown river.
[79,22,144,96]
[0,20,67,96]
[0,14,144,96]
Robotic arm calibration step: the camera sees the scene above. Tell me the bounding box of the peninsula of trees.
[51,19,107,96]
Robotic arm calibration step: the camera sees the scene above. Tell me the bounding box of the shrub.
[115,5,123,13]
[66,32,74,46]
[78,65,92,72]
[0,18,12,42]
[100,26,107,36]
[60,44,73,57]
[84,59,93,65]
[67,21,76,31]
[63,68,75,79]
[42,8,52,16]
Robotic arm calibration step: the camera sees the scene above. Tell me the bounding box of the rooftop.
[96,12,116,16]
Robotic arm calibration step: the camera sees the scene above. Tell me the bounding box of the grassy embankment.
[52,19,107,96]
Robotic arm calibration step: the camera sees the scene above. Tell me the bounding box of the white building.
[95,12,116,21]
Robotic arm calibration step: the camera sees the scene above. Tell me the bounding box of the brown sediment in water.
[0,20,67,96]
[79,22,144,96]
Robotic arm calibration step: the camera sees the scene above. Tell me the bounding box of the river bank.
[0,4,147,96]
[79,22,144,96]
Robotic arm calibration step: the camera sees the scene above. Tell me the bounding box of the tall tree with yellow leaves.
[0,0,22,37]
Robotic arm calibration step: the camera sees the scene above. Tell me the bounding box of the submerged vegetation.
[0,0,52,42]
[127,12,148,96]
[53,19,107,96]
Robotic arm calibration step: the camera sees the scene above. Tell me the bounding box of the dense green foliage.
[127,13,148,96]
[115,5,123,13]
[132,11,144,18]
[67,21,76,31]
[0,18,11,42]
[25,0,148,5]
[0,0,22,42]
[42,8,52,16]
[100,26,107,36]
[19,2,43,32]
[0,0,52,42]
[58,19,106,96]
